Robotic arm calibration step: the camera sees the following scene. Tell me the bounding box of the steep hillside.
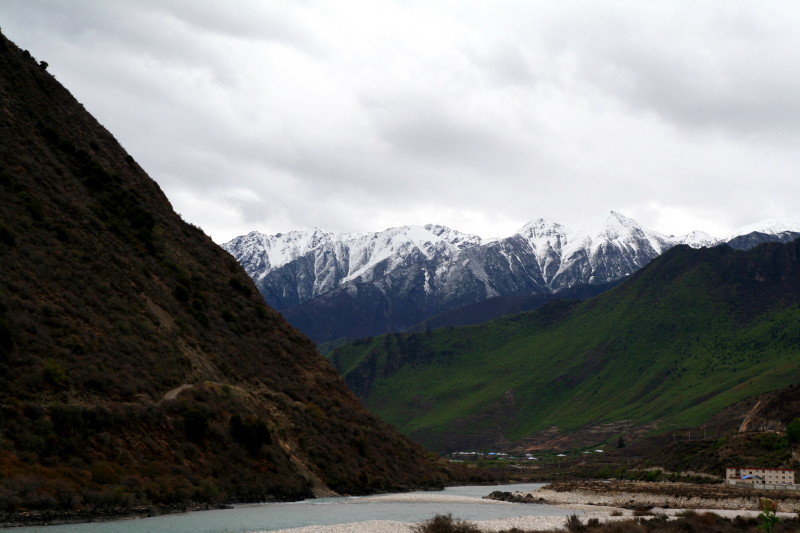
[625,385,800,476]
[0,31,461,518]
[329,241,800,453]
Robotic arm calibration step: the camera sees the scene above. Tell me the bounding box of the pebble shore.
[263,492,624,533]
[264,508,765,533]
[262,489,776,533]
[264,514,618,533]
[533,487,758,510]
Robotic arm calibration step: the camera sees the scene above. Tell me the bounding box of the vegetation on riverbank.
[414,510,800,533]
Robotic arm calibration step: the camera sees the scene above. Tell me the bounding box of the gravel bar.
[263,483,789,533]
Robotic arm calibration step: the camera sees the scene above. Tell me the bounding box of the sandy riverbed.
[262,490,773,533]
[264,509,768,533]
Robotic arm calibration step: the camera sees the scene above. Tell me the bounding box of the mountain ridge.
[225,213,800,343]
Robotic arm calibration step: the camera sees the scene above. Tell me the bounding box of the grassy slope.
[330,244,800,452]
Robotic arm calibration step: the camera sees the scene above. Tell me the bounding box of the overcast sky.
[5,1,800,243]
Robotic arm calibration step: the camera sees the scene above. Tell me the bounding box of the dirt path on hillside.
[161,383,193,401]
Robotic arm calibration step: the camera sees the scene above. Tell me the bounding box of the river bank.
[265,508,628,533]
[5,481,789,533]
[264,507,768,533]
[0,502,233,529]
[263,482,798,533]
[524,480,800,511]
[260,490,627,532]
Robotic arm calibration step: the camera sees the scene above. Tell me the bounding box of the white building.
[726,467,795,486]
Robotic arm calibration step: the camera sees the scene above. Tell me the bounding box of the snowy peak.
[423,223,483,249]
[516,218,567,254]
[722,217,800,251]
[223,228,336,279]
[597,210,643,236]
[725,217,800,241]
[580,211,671,251]
[518,218,566,240]
[342,225,451,282]
[340,224,482,281]
[673,217,800,248]
[224,212,800,342]
[539,211,673,287]
[677,230,720,249]
[222,224,484,306]
[517,212,670,256]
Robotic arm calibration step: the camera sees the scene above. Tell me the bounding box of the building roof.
[727,467,795,472]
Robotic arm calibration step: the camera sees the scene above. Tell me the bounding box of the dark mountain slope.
[727,230,800,251]
[405,278,624,333]
[330,241,800,453]
[283,270,622,345]
[0,31,458,518]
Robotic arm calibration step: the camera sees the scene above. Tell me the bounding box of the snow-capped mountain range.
[222,212,800,343]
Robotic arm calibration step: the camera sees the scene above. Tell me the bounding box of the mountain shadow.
[406,278,625,333]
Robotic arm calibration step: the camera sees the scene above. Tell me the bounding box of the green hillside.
[330,243,800,453]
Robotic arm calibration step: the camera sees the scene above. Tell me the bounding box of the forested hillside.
[331,241,800,452]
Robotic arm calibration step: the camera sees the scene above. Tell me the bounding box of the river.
[10,483,580,533]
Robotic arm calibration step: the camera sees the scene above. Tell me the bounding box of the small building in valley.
[726,467,795,486]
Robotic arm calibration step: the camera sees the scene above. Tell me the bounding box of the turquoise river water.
[10,483,580,533]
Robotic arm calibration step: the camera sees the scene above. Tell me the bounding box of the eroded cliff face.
[736,384,800,434]
[0,30,457,515]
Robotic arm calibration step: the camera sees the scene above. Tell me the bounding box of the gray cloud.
[4,1,800,241]
[551,3,800,140]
